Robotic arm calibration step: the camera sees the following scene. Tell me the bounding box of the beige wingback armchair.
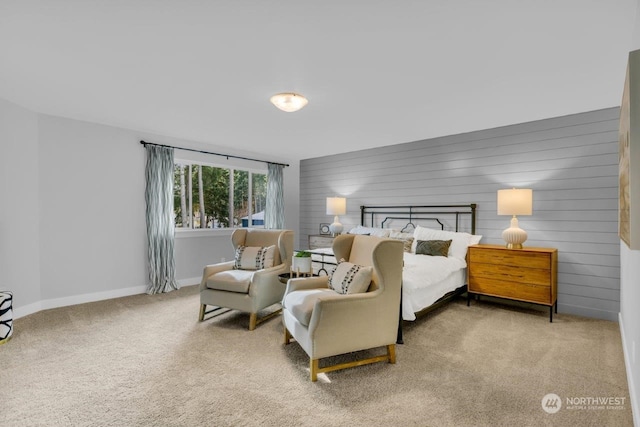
[199,228,294,330]
[282,234,404,381]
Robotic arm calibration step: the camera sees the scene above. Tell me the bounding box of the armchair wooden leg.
[387,344,396,364]
[249,313,257,331]
[198,304,206,321]
[307,345,396,381]
[284,326,291,345]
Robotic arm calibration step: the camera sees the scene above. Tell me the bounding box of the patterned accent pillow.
[415,239,452,257]
[328,259,373,294]
[389,231,415,252]
[234,245,276,270]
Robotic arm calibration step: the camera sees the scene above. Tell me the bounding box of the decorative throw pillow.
[328,260,373,294]
[415,240,452,257]
[411,225,474,259]
[389,231,415,252]
[234,245,276,270]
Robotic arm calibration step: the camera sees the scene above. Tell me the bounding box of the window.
[173,162,267,229]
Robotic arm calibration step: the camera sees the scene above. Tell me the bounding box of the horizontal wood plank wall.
[300,107,620,321]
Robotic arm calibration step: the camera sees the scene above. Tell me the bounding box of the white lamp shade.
[270,92,308,112]
[497,188,533,216]
[326,197,346,215]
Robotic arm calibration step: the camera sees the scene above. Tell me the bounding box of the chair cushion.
[234,245,276,270]
[329,261,373,294]
[283,289,338,326]
[205,270,254,293]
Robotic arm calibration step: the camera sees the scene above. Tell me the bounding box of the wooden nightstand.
[467,244,558,322]
[308,234,335,250]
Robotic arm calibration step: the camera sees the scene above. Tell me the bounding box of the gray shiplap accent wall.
[300,107,620,321]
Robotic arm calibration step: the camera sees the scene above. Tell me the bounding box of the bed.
[308,203,479,343]
[358,204,479,342]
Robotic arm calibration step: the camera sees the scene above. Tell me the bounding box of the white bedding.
[309,240,470,321]
[401,253,467,320]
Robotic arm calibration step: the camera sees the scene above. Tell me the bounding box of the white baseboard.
[177,277,201,287]
[13,277,202,320]
[13,285,148,319]
[619,312,639,427]
[12,300,43,320]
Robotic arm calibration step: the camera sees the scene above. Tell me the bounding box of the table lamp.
[497,188,533,249]
[326,197,346,236]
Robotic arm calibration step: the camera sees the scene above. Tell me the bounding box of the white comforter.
[401,253,467,320]
[310,248,468,321]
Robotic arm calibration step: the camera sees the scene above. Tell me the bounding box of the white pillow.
[234,245,276,270]
[411,226,473,260]
[347,225,391,238]
[329,261,373,294]
[469,234,483,245]
[389,230,414,252]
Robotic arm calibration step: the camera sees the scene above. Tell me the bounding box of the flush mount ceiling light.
[270,92,308,112]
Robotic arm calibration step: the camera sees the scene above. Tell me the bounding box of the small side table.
[0,291,13,344]
[278,272,316,284]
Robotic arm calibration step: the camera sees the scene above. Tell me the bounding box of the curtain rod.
[139,140,289,167]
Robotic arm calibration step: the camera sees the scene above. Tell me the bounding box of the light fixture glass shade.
[326,197,346,236]
[270,92,308,112]
[497,188,533,249]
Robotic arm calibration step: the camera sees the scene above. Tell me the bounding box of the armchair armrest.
[284,276,330,295]
[248,263,289,297]
[199,261,235,291]
[252,262,288,278]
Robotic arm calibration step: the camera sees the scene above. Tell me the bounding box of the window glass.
[174,164,191,228]
[233,170,249,228]
[252,172,267,227]
[173,162,266,229]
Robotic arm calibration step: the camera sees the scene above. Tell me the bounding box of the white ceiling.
[0,1,636,162]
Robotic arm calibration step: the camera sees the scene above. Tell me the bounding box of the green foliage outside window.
[173,163,266,229]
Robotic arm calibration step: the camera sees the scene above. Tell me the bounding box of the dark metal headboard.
[360,204,477,234]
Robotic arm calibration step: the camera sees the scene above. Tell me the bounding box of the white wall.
[620,242,640,425]
[0,98,41,310]
[2,99,300,317]
[37,115,148,301]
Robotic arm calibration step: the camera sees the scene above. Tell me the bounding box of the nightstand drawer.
[469,247,550,270]
[468,277,552,305]
[468,263,550,287]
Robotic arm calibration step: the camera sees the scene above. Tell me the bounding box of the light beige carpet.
[0,285,633,427]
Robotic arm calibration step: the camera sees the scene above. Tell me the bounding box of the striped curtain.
[145,145,179,294]
[264,163,285,229]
